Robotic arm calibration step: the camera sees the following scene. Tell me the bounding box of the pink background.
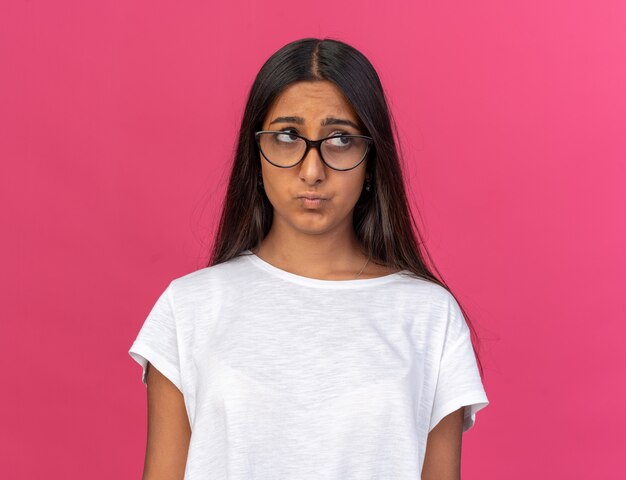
[2,0,625,478]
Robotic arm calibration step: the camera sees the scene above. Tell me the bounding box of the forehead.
[265,80,358,121]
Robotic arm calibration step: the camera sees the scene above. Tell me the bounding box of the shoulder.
[425,283,466,328]
[393,278,463,329]
[428,282,457,308]
[372,271,444,311]
[388,271,445,299]
[168,253,251,301]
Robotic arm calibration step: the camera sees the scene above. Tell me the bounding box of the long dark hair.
[207,37,485,378]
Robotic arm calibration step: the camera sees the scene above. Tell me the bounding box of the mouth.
[297,196,328,208]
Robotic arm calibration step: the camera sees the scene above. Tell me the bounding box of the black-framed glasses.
[254,130,374,171]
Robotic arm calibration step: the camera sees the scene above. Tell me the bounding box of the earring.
[365,181,371,192]
[257,174,263,188]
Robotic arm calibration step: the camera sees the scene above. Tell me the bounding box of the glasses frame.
[254,130,374,171]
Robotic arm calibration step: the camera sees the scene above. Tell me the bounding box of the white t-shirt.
[129,249,489,479]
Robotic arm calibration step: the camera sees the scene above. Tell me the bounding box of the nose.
[298,144,326,183]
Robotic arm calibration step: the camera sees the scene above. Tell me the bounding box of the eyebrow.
[269,116,360,130]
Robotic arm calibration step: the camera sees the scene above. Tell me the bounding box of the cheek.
[340,173,367,201]
[260,169,291,209]
[325,180,364,215]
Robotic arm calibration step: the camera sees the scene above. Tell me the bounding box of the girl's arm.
[142,362,191,480]
[421,407,464,480]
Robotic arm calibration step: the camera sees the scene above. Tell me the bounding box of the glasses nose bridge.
[301,137,326,165]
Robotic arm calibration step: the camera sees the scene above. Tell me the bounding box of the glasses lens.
[321,136,370,170]
[257,132,370,170]
[257,132,306,167]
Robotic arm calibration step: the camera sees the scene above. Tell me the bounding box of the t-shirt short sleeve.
[128,282,183,393]
[429,289,489,433]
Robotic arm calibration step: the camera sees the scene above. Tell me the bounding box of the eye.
[326,132,354,148]
[274,129,299,144]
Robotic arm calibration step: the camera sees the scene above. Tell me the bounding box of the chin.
[290,214,334,234]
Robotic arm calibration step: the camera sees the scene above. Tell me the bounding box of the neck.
[251,219,370,280]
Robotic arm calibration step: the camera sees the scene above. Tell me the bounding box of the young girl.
[129,37,489,480]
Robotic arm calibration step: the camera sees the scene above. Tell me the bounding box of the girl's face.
[259,80,369,236]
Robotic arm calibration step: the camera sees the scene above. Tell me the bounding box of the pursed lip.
[297,193,328,200]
